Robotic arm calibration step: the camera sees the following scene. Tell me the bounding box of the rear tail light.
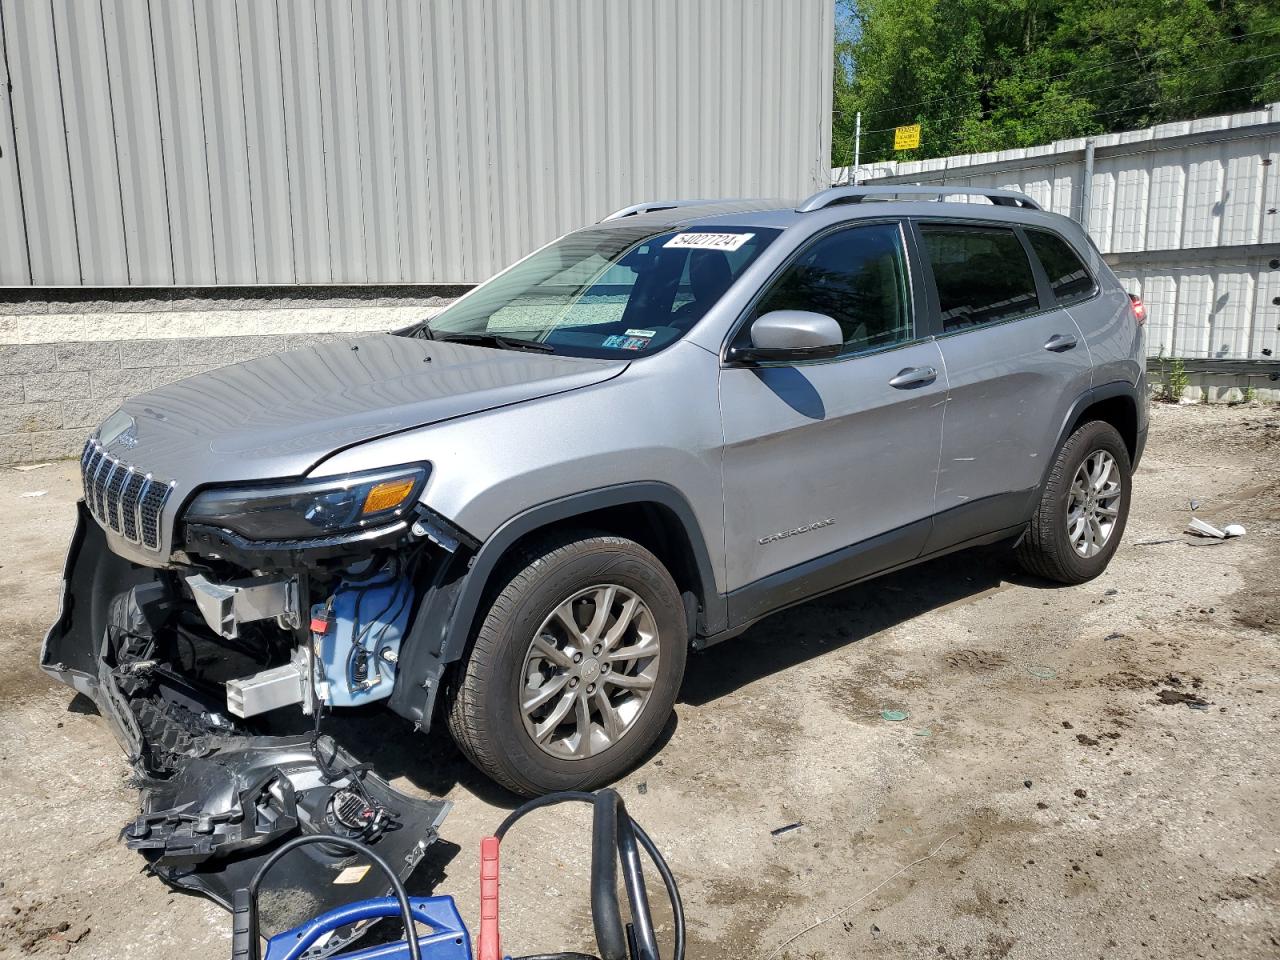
[1128,293,1147,325]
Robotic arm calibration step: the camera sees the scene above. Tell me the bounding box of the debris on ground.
[880,709,909,722]
[1157,689,1212,709]
[1026,665,1057,680]
[1187,517,1246,539]
[770,822,803,837]
[12,462,52,472]
[19,490,47,498]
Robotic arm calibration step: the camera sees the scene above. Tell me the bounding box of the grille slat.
[79,439,172,552]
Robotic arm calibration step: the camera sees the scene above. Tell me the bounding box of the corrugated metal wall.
[842,104,1280,361]
[0,0,834,287]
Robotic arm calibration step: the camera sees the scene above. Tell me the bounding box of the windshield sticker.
[663,232,755,252]
[625,328,656,337]
[603,335,651,351]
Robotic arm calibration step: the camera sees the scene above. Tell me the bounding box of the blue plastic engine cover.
[313,568,414,707]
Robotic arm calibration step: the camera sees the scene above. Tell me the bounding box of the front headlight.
[184,465,428,541]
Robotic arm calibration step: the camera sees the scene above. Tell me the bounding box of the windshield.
[421,225,779,358]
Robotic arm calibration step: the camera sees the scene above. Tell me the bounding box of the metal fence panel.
[3,0,79,284]
[315,0,368,283]
[277,0,331,284]
[101,0,173,284]
[195,2,255,284]
[0,4,31,284]
[239,0,296,284]
[150,0,216,285]
[51,0,128,284]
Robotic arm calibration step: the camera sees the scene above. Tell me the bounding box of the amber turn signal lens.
[362,477,417,514]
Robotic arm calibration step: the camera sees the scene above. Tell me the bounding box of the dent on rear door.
[930,308,1093,546]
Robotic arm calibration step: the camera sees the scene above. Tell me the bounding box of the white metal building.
[0,0,835,287]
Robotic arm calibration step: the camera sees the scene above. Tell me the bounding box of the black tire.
[1016,420,1132,584]
[445,529,687,797]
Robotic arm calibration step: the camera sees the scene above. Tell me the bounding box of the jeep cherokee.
[44,185,1147,806]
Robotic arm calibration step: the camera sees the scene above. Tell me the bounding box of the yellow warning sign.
[893,124,921,151]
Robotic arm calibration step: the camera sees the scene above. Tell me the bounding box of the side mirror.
[732,310,843,363]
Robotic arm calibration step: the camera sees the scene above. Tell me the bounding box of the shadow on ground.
[681,542,1045,706]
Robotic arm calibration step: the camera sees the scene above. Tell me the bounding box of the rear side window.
[1026,228,1097,305]
[755,222,913,357]
[920,225,1041,332]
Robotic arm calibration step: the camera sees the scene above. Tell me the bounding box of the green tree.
[833,0,1280,167]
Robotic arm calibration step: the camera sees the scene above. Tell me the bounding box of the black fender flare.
[1041,379,1144,490]
[387,482,723,729]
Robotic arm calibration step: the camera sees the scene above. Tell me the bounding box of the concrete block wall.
[0,290,460,465]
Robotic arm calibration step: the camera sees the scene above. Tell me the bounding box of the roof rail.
[601,199,718,221]
[797,185,1041,213]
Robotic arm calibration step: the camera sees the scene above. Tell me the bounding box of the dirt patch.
[0,896,93,957]
[1,403,1279,960]
[1155,688,1213,708]
[943,649,1009,671]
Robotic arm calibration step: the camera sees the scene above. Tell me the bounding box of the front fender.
[386,482,723,729]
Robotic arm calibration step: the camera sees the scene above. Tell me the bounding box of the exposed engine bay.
[40,503,467,948]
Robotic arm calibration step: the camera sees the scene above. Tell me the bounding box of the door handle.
[888,365,937,389]
[1044,334,1079,352]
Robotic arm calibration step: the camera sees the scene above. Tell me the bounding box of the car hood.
[109,334,627,485]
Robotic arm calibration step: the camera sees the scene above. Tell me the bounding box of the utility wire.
[851,81,1270,165]
[858,49,1280,135]
[848,22,1280,121]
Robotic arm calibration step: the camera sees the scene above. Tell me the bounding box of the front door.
[719,220,948,626]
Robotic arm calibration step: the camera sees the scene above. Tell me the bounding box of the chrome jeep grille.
[80,439,173,551]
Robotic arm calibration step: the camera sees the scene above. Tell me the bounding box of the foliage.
[1160,356,1190,402]
[833,0,1280,167]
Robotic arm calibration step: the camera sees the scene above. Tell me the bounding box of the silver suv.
[44,186,1147,799]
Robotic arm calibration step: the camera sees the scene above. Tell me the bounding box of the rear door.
[914,220,1094,552]
[719,220,948,620]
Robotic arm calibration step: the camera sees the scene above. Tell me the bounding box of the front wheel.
[1016,420,1132,584]
[445,531,687,796]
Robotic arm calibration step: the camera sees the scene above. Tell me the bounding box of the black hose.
[632,821,685,960]
[494,790,684,960]
[590,791,626,960]
[494,791,597,839]
[242,834,420,960]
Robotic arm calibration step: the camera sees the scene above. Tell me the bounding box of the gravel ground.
[1,402,1277,960]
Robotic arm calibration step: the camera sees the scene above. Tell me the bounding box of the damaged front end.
[41,497,463,942]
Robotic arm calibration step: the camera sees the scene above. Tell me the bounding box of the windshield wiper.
[435,332,554,353]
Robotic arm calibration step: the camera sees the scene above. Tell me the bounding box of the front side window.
[754,222,913,357]
[1026,228,1097,305]
[421,226,778,358]
[920,225,1041,332]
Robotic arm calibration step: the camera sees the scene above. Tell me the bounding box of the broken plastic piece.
[881,709,909,722]
[1187,517,1226,539]
[1223,523,1246,538]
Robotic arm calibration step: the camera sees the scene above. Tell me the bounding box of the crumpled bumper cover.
[41,504,450,941]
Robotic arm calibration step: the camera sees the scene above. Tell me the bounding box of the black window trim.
[909,217,1069,340]
[1022,225,1101,309]
[720,216,929,367]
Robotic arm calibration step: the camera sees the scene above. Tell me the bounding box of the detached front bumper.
[41,504,450,941]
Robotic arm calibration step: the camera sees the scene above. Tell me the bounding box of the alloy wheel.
[1066,449,1122,558]
[519,584,661,760]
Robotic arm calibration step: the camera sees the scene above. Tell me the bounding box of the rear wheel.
[1016,420,1132,584]
[445,530,687,796]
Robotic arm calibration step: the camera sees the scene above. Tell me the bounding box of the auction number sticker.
[664,232,754,251]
